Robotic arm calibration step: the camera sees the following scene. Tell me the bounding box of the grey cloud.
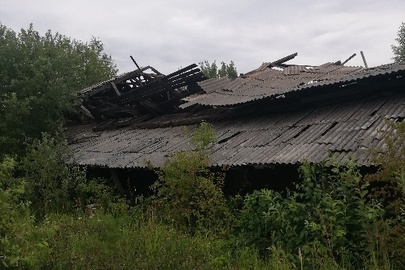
[1,0,404,74]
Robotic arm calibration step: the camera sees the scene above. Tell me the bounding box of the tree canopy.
[199,60,238,79]
[0,23,117,157]
[392,22,405,62]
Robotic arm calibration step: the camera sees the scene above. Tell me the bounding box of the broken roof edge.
[188,61,405,108]
[245,52,299,74]
[71,54,405,131]
[80,66,158,96]
[242,51,378,77]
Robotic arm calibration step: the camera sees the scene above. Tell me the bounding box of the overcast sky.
[1,1,404,74]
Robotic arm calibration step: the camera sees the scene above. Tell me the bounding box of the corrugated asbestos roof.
[68,55,405,169]
[67,90,405,168]
[180,62,405,108]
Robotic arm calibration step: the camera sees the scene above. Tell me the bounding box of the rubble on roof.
[184,59,405,108]
[79,64,206,122]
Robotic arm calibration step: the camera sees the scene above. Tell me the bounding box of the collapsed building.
[67,53,405,194]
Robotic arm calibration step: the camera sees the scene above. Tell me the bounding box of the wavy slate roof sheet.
[67,90,405,169]
[181,62,405,108]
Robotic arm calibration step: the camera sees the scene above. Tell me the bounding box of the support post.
[360,51,369,69]
[130,55,141,70]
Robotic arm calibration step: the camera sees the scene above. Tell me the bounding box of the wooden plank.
[110,82,121,96]
[166,68,201,84]
[165,63,198,78]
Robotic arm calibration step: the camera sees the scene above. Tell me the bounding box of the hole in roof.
[292,125,311,139]
[218,131,242,144]
[370,109,378,117]
[320,122,338,136]
[395,117,404,123]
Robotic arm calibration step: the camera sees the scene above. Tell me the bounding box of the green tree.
[199,60,238,79]
[392,22,405,62]
[0,23,117,157]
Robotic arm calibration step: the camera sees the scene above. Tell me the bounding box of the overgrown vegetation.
[150,122,232,234]
[240,160,388,269]
[1,121,404,269]
[365,121,405,267]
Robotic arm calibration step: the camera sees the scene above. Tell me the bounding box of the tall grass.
[10,210,271,269]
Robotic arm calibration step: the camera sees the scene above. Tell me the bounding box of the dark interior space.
[86,167,158,197]
[86,164,302,197]
[224,164,300,195]
[85,163,381,198]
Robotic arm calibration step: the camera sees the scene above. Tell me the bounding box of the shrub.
[365,121,405,268]
[22,132,124,219]
[150,121,231,234]
[0,157,51,269]
[21,133,85,217]
[240,159,384,269]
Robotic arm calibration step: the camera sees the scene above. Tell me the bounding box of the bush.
[0,157,51,269]
[22,132,125,219]
[365,121,405,268]
[0,137,128,268]
[150,121,231,234]
[240,159,384,269]
[21,133,85,217]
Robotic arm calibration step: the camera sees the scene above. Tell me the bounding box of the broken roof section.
[182,53,405,108]
[78,53,405,122]
[79,64,206,121]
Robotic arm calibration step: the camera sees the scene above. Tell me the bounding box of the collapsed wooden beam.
[80,63,206,123]
[110,82,121,96]
[270,52,298,67]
